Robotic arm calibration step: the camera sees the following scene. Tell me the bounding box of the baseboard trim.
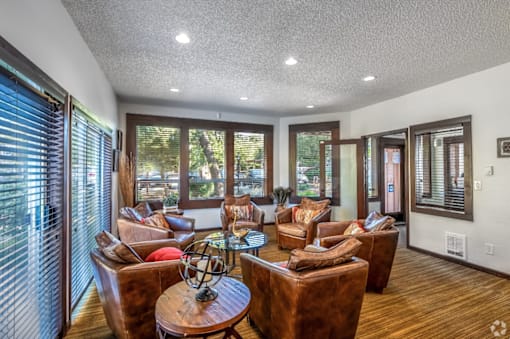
[407,245,510,280]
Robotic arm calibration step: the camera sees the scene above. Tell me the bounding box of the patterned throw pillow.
[300,197,331,211]
[142,212,170,229]
[292,207,321,224]
[226,204,254,221]
[134,201,153,218]
[364,210,383,228]
[287,237,362,271]
[364,210,395,232]
[119,207,143,222]
[343,221,366,235]
[94,230,143,264]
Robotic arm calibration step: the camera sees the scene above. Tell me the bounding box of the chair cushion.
[287,237,362,271]
[344,221,366,235]
[277,223,308,238]
[142,213,170,229]
[292,207,321,224]
[95,230,143,264]
[145,247,183,262]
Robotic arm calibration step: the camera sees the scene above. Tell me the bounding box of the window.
[410,116,473,220]
[289,122,339,203]
[0,64,65,338]
[127,114,273,208]
[70,101,112,307]
[366,136,379,199]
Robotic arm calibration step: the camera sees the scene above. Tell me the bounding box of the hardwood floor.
[66,225,510,338]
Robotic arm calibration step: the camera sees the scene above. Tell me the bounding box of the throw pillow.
[287,237,362,271]
[134,201,153,218]
[364,215,395,232]
[95,230,143,264]
[142,212,170,229]
[300,197,331,211]
[119,207,143,222]
[365,210,383,227]
[145,247,184,262]
[226,204,254,221]
[224,194,251,206]
[292,207,321,224]
[343,221,366,235]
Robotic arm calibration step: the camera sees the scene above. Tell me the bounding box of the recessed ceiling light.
[240,96,248,101]
[175,33,190,44]
[363,75,376,82]
[306,105,315,109]
[285,57,298,66]
[170,88,180,93]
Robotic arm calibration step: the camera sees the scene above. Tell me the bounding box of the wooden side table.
[155,277,250,338]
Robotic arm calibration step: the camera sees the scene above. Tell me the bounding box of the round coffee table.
[155,277,250,338]
[205,230,267,272]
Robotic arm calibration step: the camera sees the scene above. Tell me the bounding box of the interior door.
[380,138,405,222]
[319,139,366,220]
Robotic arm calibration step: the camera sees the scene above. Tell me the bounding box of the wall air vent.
[444,231,466,260]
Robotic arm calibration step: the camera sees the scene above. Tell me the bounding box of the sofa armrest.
[165,215,195,232]
[118,218,173,243]
[317,221,351,238]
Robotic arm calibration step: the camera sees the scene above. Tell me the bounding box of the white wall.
[0,0,119,229]
[349,62,510,275]
[118,103,279,228]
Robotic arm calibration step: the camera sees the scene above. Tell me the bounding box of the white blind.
[234,132,265,197]
[0,68,64,338]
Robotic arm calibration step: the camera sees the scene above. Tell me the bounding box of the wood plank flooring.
[65,225,510,338]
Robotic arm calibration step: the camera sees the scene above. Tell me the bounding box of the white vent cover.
[445,232,466,260]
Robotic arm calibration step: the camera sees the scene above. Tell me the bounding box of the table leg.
[222,327,242,339]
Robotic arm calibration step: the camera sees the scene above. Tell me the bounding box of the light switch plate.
[474,180,482,191]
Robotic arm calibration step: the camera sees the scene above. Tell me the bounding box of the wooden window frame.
[288,121,340,204]
[409,116,473,221]
[126,113,274,209]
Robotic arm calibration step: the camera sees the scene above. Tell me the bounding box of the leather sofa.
[275,205,331,249]
[117,214,195,249]
[316,220,399,293]
[240,253,368,339]
[91,239,186,339]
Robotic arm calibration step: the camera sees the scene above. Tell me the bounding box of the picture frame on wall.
[112,149,120,172]
[116,129,123,151]
[497,137,510,158]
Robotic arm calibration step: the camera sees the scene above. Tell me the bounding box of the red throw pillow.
[145,247,184,262]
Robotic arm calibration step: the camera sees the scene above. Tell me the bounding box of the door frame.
[319,139,366,218]
[379,137,406,221]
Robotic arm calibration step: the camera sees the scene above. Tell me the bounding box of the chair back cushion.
[224,194,253,220]
[95,230,143,264]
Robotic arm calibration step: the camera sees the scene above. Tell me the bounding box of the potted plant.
[163,191,179,211]
[270,186,292,212]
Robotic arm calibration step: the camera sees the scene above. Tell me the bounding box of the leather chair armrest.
[251,202,265,229]
[165,215,195,232]
[129,239,182,259]
[318,234,350,248]
[317,221,351,238]
[118,219,173,243]
[220,201,230,231]
[275,207,292,224]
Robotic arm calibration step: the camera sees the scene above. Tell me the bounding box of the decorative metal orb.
[179,240,228,302]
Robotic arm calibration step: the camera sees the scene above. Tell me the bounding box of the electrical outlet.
[485,243,495,255]
[474,180,482,191]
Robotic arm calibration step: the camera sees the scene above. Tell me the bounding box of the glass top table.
[205,230,268,273]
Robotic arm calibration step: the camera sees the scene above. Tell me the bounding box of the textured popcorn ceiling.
[61,0,510,116]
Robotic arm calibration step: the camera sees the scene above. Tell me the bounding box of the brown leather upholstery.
[316,220,399,293]
[220,200,265,232]
[90,239,186,339]
[117,214,195,249]
[240,253,368,339]
[275,205,331,249]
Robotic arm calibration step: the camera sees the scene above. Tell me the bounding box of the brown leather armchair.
[117,214,195,249]
[275,205,331,249]
[91,239,186,339]
[316,220,399,293]
[220,201,265,233]
[240,253,368,339]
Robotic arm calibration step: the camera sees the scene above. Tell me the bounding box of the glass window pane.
[234,132,265,197]
[136,126,180,201]
[296,131,331,197]
[188,129,225,199]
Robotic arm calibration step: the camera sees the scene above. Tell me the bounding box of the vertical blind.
[71,106,111,307]
[415,126,465,211]
[234,132,265,197]
[0,69,64,338]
